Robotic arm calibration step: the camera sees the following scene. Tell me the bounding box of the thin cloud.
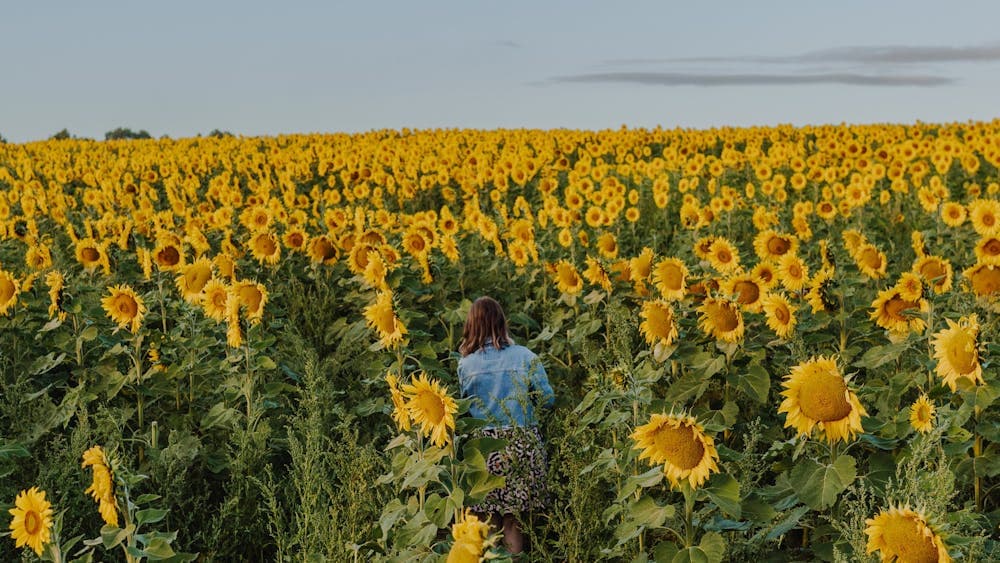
[549,71,953,87]
[608,43,1000,66]
[496,39,522,49]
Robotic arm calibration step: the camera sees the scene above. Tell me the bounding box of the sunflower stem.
[974,405,983,512]
[682,485,695,548]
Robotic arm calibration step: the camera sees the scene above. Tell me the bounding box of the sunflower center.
[734,280,760,305]
[774,303,790,323]
[158,247,180,266]
[715,249,732,264]
[646,304,674,339]
[238,286,263,313]
[885,296,917,321]
[115,296,138,316]
[919,260,945,283]
[414,391,445,425]
[879,514,940,563]
[257,236,277,255]
[661,265,684,290]
[767,237,790,255]
[970,266,1000,295]
[915,403,932,423]
[652,423,705,470]
[787,263,803,279]
[24,510,41,535]
[798,370,853,422]
[314,238,336,260]
[984,239,1000,256]
[711,302,740,332]
[859,247,882,269]
[0,279,14,302]
[946,330,977,375]
[983,213,997,227]
[82,247,100,262]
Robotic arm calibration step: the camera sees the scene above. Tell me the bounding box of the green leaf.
[101,524,133,549]
[616,467,664,502]
[142,537,176,560]
[853,340,909,369]
[628,495,675,528]
[200,402,239,431]
[789,455,856,510]
[665,371,711,404]
[698,531,726,563]
[703,474,741,518]
[0,442,30,459]
[135,508,169,526]
[737,363,770,403]
[766,505,810,540]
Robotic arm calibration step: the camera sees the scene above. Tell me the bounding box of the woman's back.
[458,343,554,428]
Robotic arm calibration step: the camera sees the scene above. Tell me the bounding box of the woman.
[457,296,554,555]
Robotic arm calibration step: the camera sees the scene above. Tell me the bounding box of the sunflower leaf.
[789,455,856,510]
[703,473,741,518]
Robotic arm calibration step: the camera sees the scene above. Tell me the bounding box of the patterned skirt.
[475,426,549,514]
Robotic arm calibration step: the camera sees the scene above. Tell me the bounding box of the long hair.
[459,296,512,356]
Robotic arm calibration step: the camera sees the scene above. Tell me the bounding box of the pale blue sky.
[3,1,1000,142]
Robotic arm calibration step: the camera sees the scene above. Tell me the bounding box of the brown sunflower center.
[879,514,940,563]
[313,238,336,260]
[798,370,853,422]
[715,249,732,264]
[157,246,180,266]
[884,296,918,321]
[653,423,705,470]
[115,296,138,317]
[946,330,978,375]
[983,213,997,227]
[414,390,445,425]
[24,510,41,535]
[859,247,882,269]
[256,236,277,255]
[767,237,790,255]
[711,302,740,332]
[81,247,100,263]
[734,280,760,305]
[983,239,1000,256]
[970,266,1000,295]
[773,303,790,323]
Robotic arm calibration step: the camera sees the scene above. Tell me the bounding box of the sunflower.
[693,236,718,261]
[639,299,678,350]
[865,506,951,563]
[153,241,185,272]
[402,228,431,257]
[754,230,798,261]
[231,280,268,324]
[913,256,953,294]
[214,252,236,280]
[751,260,778,289]
[75,237,111,274]
[175,258,213,303]
[778,356,866,444]
[697,297,744,342]
[364,291,407,348]
[24,243,53,270]
[706,238,741,273]
[652,257,688,301]
[940,201,966,227]
[447,509,494,563]
[853,243,887,279]
[401,372,457,448]
[596,232,618,259]
[583,256,612,292]
[932,315,983,391]
[81,445,118,526]
[968,198,1000,236]
[347,242,376,275]
[307,235,339,265]
[282,228,309,253]
[101,284,146,333]
[631,413,720,490]
[201,279,230,322]
[554,260,583,295]
[974,236,1000,265]
[629,247,655,285]
[249,231,281,265]
[842,229,866,255]
[45,271,66,321]
[963,262,1000,298]
[7,486,53,556]
[0,269,20,316]
[721,273,766,313]
[870,287,928,336]
[763,293,797,339]
[895,272,924,302]
[910,395,935,434]
[362,250,389,291]
[777,254,809,292]
[385,372,411,432]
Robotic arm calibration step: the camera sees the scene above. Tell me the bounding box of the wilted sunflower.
[651,257,688,301]
[806,267,838,314]
[307,235,339,265]
[963,262,1000,298]
[401,372,458,448]
[913,255,953,294]
[24,243,53,270]
[778,356,866,444]
[870,287,928,336]
[0,269,20,316]
[910,395,935,434]
[932,315,983,391]
[45,271,66,321]
[81,445,118,526]
[763,293,797,339]
[639,299,678,349]
[754,229,798,261]
[385,372,411,432]
[7,486,53,556]
[865,506,951,563]
[175,258,213,303]
[697,297,744,342]
[364,291,407,348]
[631,413,720,490]
[101,284,146,333]
[706,238,741,273]
[722,273,766,312]
[249,231,281,265]
[447,509,494,563]
[554,260,583,295]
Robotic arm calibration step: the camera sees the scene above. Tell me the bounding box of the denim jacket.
[457,343,554,428]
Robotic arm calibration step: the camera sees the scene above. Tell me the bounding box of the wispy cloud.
[607,43,1000,66]
[496,39,521,49]
[549,71,952,87]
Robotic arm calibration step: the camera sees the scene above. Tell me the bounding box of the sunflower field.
[2,121,1000,561]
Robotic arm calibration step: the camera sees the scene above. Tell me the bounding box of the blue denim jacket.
[457,343,554,428]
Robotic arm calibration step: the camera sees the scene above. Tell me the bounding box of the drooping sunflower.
[362,250,389,291]
[865,506,951,563]
[447,509,494,563]
[932,315,983,391]
[101,284,146,333]
[45,270,66,321]
[200,279,230,322]
[913,255,953,294]
[651,257,688,301]
[385,372,411,432]
[706,238,741,273]
[870,287,928,336]
[24,243,53,271]
[81,445,118,526]
[248,231,281,265]
[583,256,612,292]
[631,413,720,490]
[763,293,797,339]
[963,262,1000,298]
[308,235,340,265]
[0,269,20,316]
[754,229,798,261]
[697,297,744,342]
[401,372,458,448]
[639,299,678,350]
[175,258,213,303]
[364,291,407,348]
[7,486,54,556]
[778,356,866,444]
[910,395,935,434]
[347,242,376,275]
[721,273,766,313]
[553,260,583,295]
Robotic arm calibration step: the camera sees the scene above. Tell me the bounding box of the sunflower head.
[707,238,741,273]
[652,257,688,301]
[8,486,54,556]
[910,395,936,434]
[778,356,866,444]
[386,372,411,432]
[865,506,951,563]
[964,262,1000,298]
[249,231,281,265]
[932,315,983,391]
[697,297,744,343]
[870,287,928,336]
[0,269,21,316]
[913,256,953,294]
[308,235,340,265]
[101,284,146,333]
[201,279,230,322]
[364,291,407,348]
[631,413,720,489]
[176,258,214,302]
[639,299,679,352]
[400,372,458,448]
[763,292,797,339]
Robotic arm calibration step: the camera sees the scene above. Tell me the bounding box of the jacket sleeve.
[531,355,555,408]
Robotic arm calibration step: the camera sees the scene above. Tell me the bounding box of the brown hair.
[459,296,512,356]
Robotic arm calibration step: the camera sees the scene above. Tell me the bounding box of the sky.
[3,1,1000,142]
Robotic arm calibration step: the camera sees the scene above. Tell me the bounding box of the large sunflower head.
[75,237,110,274]
[175,258,214,303]
[553,260,583,295]
[974,236,1000,265]
[8,486,54,556]
[639,299,678,351]
[248,231,281,265]
[400,372,458,448]
[364,291,407,348]
[777,356,866,444]
[968,198,1000,236]
[153,240,185,272]
[913,255,953,294]
[754,229,798,261]
[963,262,1000,299]
[870,287,928,336]
[763,292,797,339]
[853,243,887,279]
[697,297,744,343]
[722,272,766,313]
[631,413,720,490]
[101,284,146,333]
[865,506,951,563]
[932,315,983,391]
[200,278,230,322]
[0,269,21,316]
[706,238,741,273]
[308,235,340,265]
[652,257,688,301]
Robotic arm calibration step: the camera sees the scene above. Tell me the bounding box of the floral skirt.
[474,426,549,514]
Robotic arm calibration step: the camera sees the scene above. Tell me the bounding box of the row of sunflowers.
[2,121,1000,561]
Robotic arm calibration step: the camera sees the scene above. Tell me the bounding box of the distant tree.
[0,132,6,143]
[207,129,234,139]
[105,127,152,140]
[50,128,72,140]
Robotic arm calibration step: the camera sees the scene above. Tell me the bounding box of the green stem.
[974,405,983,512]
[683,485,695,548]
